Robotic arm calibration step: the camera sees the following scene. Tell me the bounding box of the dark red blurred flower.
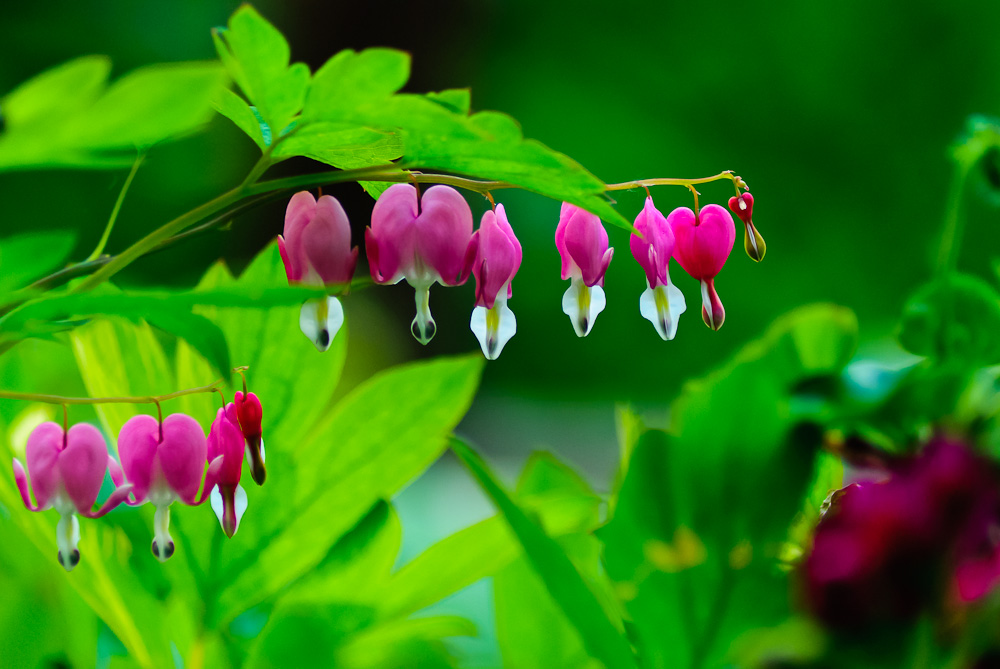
[803,436,1000,629]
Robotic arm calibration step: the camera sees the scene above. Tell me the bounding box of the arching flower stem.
[0,378,226,406]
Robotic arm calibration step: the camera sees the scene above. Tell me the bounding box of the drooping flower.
[555,202,614,337]
[208,407,247,538]
[728,192,766,262]
[117,413,222,562]
[629,196,686,340]
[467,204,522,359]
[669,204,735,331]
[12,422,132,571]
[278,191,359,352]
[365,183,474,344]
[230,390,265,486]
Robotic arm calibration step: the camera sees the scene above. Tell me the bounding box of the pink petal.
[277,235,301,283]
[630,197,674,287]
[727,192,754,225]
[369,183,419,283]
[81,482,134,519]
[670,204,735,280]
[700,278,726,331]
[107,454,125,487]
[473,208,519,308]
[302,195,356,285]
[191,455,225,506]
[555,203,577,280]
[12,458,41,511]
[158,414,208,505]
[282,192,318,282]
[416,186,474,286]
[208,408,244,487]
[117,414,160,503]
[25,422,64,509]
[57,423,109,513]
[562,205,610,287]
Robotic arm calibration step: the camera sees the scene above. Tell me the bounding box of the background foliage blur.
[3,1,1000,666]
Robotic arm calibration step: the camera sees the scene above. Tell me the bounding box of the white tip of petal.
[210,486,224,528]
[259,437,265,464]
[411,286,437,344]
[471,299,517,360]
[562,280,606,337]
[56,513,81,571]
[233,485,248,533]
[299,296,345,352]
[639,282,687,341]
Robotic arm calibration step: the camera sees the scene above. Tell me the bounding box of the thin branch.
[86,152,145,262]
[0,379,224,406]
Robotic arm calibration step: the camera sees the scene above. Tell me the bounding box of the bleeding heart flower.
[117,413,222,562]
[467,204,522,359]
[728,192,766,262]
[366,183,474,344]
[669,204,735,330]
[555,202,614,337]
[629,196,686,340]
[278,191,359,352]
[12,422,132,571]
[208,408,247,538]
[231,390,265,485]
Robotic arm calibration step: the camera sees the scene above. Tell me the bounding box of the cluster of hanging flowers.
[11,384,266,570]
[279,182,765,357]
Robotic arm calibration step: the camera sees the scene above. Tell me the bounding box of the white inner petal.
[299,296,345,352]
[56,513,80,572]
[639,281,687,341]
[211,484,250,536]
[233,484,248,535]
[562,279,606,337]
[153,504,173,563]
[470,298,517,360]
[411,284,437,344]
[210,486,224,529]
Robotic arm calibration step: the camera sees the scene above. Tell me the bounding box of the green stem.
[86,152,144,262]
[935,159,973,276]
[0,379,223,406]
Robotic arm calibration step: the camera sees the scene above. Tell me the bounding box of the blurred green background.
[3,0,1000,665]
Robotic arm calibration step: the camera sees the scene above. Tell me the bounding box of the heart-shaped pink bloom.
[670,204,735,331]
[209,407,247,538]
[12,421,132,570]
[118,413,222,561]
[278,191,359,286]
[555,202,613,287]
[365,184,474,343]
[366,184,474,287]
[118,413,218,506]
[468,204,522,309]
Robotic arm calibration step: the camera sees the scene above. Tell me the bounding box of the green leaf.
[452,438,636,669]
[213,355,484,624]
[142,309,231,381]
[899,272,1000,366]
[0,60,225,170]
[377,515,517,619]
[213,87,268,149]
[303,48,411,119]
[0,231,77,293]
[426,88,472,114]
[1,56,110,128]
[213,5,309,136]
[273,122,403,168]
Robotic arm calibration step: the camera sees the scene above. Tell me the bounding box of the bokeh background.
[3,0,1000,665]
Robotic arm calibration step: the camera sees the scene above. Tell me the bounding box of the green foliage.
[0,230,76,295]
[599,304,858,668]
[212,5,309,141]
[899,273,1000,366]
[452,438,637,669]
[0,58,225,170]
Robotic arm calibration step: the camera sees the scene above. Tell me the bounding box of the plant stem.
[605,171,745,192]
[86,152,145,262]
[0,379,224,406]
[935,159,973,276]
